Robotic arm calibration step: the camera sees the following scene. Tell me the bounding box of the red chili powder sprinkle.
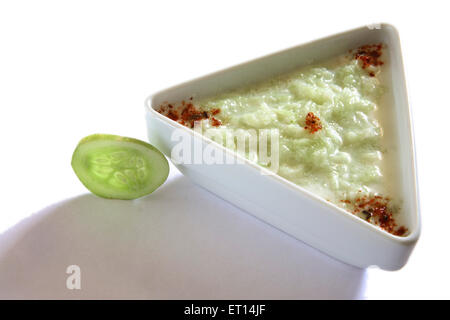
[156,101,221,128]
[304,112,322,133]
[211,117,221,127]
[342,194,408,236]
[167,110,179,121]
[353,43,384,71]
[394,226,408,237]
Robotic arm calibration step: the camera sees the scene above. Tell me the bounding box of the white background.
[0,0,448,299]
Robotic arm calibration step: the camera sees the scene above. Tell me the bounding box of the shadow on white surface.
[0,176,367,299]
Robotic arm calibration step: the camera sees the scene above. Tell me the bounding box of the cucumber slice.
[71,134,169,200]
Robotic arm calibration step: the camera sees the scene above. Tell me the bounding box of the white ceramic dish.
[145,24,420,270]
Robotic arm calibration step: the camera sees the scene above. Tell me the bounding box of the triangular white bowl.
[145,24,420,270]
